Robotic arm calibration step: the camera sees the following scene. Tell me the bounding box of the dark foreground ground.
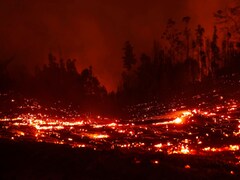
[0,139,239,180]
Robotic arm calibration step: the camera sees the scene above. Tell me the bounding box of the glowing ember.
[154,143,163,148]
[92,134,109,139]
[180,145,190,154]
[173,117,182,124]
[152,160,159,164]
[0,95,239,168]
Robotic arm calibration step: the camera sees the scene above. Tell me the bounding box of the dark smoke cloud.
[0,0,231,91]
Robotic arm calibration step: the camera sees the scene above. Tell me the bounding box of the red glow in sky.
[0,0,231,91]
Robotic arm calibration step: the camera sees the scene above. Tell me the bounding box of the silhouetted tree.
[0,57,14,90]
[195,24,206,80]
[182,16,191,60]
[162,18,184,63]
[27,53,108,113]
[137,53,154,98]
[215,1,240,39]
[153,40,161,65]
[48,53,58,70]
[122,41,136,71]
[59,58,66,72]
[66,59,77,74]
[211,26,220,76]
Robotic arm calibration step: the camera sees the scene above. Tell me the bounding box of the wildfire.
[0,97,239,168]
[202,145,240,152]
[91,134,109,139]
[180,145,190,154]
[173,117,182,124]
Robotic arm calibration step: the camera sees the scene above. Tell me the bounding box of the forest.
[0,5,240,115]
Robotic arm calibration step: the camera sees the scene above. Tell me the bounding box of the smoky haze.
[0,0,230,91]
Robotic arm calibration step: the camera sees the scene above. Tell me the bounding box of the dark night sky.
[0,0,230,91]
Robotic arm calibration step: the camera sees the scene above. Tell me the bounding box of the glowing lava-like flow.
[0,96,240,166]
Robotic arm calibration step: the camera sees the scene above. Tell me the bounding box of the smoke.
[0,0,231,91]
[186,0,231,33]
